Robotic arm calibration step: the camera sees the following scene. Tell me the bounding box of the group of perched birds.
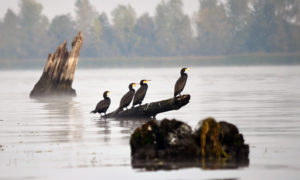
[91,67,188,116]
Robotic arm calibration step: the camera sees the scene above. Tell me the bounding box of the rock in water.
[219,121,249,160]
[194,117,228,158]
[130,119,198,160]
[194,118,249,160]
[130,117,249,170]
[30,32,83,98]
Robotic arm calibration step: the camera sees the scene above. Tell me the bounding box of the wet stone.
[130,117,249,170]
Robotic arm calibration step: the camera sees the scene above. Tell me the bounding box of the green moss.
[131,120,158,147]
[131,128,141,142]
[131,118,248,163]
[198,117,228,159]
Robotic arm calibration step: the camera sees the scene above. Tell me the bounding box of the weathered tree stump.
[30,32,83,98]
[104,94,190,119]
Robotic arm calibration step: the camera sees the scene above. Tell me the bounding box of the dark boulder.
[194,117,227,159]
[130,120,160,160]
[219,121,249,161]
[130,119,199,160]
[130,117,249,170]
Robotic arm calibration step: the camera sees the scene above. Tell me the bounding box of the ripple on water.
[0,66,300,179]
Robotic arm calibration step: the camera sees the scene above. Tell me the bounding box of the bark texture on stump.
[30,32,83,98]
[104,94,190,119]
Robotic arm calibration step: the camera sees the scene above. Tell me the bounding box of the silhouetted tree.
[75,0,98,56]
[135,13,156,56]
[0,9,19,58]
[98,12,120,56]
[111,4,137,56]
[0,0,300,60]
[75,0,97,35]
[18,0,50,58]
[155,0,193,56]
[195,0,232,55]
[227,0,250,53]
[48,14,76,51]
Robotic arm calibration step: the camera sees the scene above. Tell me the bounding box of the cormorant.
[174,68,188,97]
[132,80,150,107]
[91,91,111,116]
[119,83,136,110]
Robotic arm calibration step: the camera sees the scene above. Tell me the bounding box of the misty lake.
[0,66,300,179]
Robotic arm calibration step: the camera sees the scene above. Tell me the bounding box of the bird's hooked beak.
[185,68,189,71]
[107,91,111,95]
[132,83,137,87]
[143,80,151,84]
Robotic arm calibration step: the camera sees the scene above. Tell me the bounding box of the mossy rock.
[194,117,228,158]
[130,119,199,160]
[130,117,249,169]
[157,119,199,159]
[219,121,249,160]
[130,120,159,159]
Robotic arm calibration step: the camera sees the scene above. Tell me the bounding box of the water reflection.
[93,116,250,171]
[0,66,297,178]
[95,119,111,142]
[95,117,151,133]
[33,96,84,143]
[94,118,150,142]
[208,179,238,180]
[118,118,150,132]
[132,158,249,171]
[34,96,81,118]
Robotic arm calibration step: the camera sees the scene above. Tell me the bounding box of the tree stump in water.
[30,32,83,98]
[104,94,190,119]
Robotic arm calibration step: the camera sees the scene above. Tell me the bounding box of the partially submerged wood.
[104,94,190,119]
[30,32,83,98]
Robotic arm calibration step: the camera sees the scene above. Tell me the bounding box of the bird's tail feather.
[90,110,96,114]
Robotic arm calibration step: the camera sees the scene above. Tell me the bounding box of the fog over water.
[0,0,199,20]
[0,66,300,179]
[0,1,299,178]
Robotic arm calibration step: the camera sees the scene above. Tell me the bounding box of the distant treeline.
[0,0,300,59]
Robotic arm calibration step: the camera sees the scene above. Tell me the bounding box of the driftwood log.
[104,94,190,119]
[30,32,83,98]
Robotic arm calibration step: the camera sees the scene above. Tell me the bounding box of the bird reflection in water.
[95,119,111,143]
[95,117,152,143]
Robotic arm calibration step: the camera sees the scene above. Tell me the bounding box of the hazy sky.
[0,0,199,20]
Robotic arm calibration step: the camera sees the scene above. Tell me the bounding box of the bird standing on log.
[119,83,137,111]
[174,68,188,97]
[91,91,111,116]
[132,80,150,107]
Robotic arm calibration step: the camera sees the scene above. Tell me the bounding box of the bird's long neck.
[181,72,187,77]
[142,84,148,88]
[129,87,135,92]
[104,96,110,100]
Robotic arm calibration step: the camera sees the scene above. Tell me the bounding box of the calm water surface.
[0,66,300,179]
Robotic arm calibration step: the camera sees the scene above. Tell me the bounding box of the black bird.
[91,91,111,116]
[119,83,136,110]
[174,67,188,97]
[132,80,150,107]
